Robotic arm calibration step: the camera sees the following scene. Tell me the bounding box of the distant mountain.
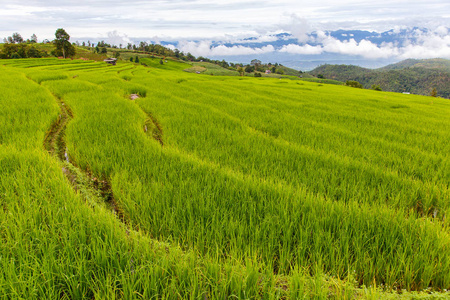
[380,58,450,72]
[309,58,450,98]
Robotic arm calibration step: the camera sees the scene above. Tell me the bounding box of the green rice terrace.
[1,57,450,299]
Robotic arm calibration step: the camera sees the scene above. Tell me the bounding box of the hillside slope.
[380,58,450,72]
[309,58,450,98]
[1,58,450,298]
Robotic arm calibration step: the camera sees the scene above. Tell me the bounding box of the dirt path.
[43,98,72,161]
[144,113,164,146]
[41,83,127,223]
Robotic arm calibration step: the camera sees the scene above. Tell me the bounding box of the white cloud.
[435,26,449,36]
[279,44,323,55]
[106,31,131,47]
[254,35,280,43]
[0,4,50,16]
[176,41,275,56]
[397,31,450,59]
[211,45,275,56]
[322,38,399,59]
[224,35,279,45]
[282,14,311,43]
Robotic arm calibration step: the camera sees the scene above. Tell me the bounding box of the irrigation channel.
[42,86,165,228]
[43,90,124,221]
[138,100,164,146]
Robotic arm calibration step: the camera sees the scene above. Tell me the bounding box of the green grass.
[299,77,345,85]
[140,57,191,71]
[109,49,152,62]
[187,62,240,76]
[1,58,450,298]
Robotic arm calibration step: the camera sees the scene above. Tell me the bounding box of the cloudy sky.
[1,0,449,67]
[1,0,448,40]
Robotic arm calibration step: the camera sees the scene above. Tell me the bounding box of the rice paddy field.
[1,57,450,299]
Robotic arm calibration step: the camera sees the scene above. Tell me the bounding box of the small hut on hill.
[104,58,117,65]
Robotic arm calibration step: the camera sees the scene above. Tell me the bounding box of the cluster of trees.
[87,41,110,54]
[1,29,76,59]
[1,32,46,59]
[121,42,178,57]
[92,46,108,54]
[0,43,48,59]
[3,32,37,44]
[238,59,287,75]
[130,56,140,63]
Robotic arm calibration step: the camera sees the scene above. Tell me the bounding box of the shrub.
[346,80,363,88]
[431,88,437,97]
[245,65,255,73]
[371,84,382,91]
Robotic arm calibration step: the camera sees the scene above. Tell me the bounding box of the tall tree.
[186,52,195,61]
[12,32,24,43]
[250,59,261,67]
[237,66,244,76]
[30,34,37,43]
[54,28,75,58]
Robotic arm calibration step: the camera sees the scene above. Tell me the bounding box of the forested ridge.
[309,58,450,98]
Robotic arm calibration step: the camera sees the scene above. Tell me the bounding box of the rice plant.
[1,58,450,298]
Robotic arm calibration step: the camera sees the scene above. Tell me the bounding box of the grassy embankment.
[1,57,450,299]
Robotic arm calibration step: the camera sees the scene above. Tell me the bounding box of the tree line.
[1,29,75,59]
[1,32,44,59]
